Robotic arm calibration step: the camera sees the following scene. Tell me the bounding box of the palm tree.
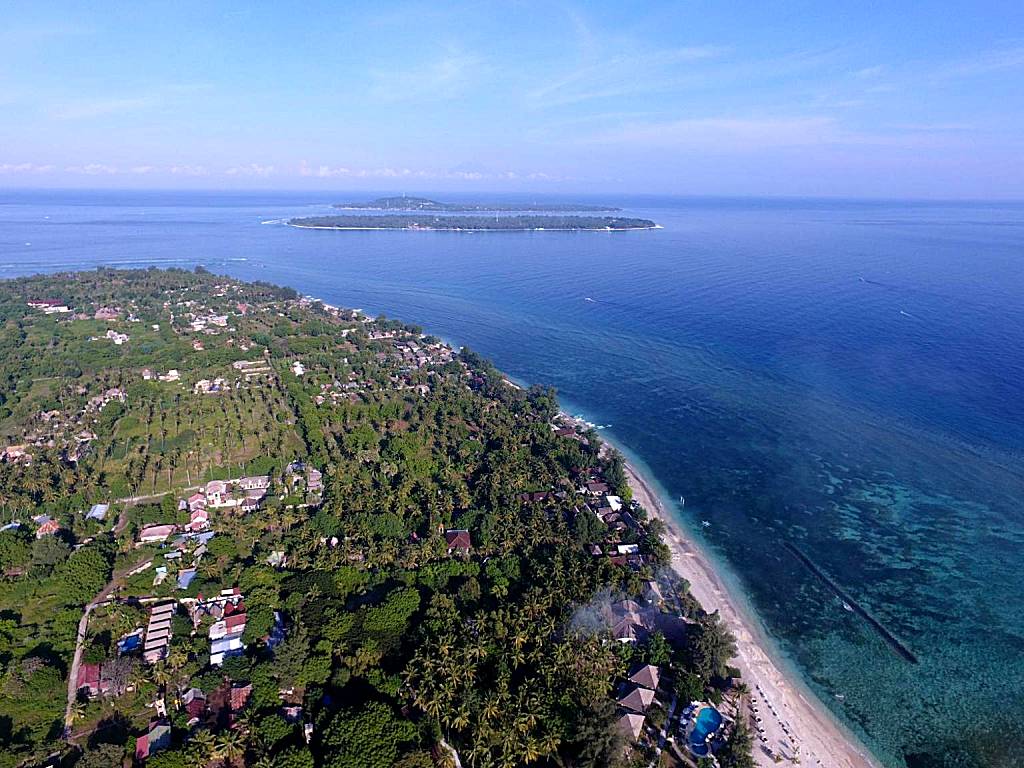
[214,728,245,767]
[189,729,216,767]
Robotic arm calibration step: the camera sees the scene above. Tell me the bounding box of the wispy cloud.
[942,45,1024,77]
[52,96,158,120]
[526,45,727,109]
[369,47,484,101]
[579,115,976,152]
[853,65,886,79]
[50,83,210,120]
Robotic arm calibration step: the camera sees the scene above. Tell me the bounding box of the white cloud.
[225,164,275,177]
[64,163,119,175]
[0,162,56,174]
[298,161,561,182]
[853,65,886,79]
[370,48,484,101]
[170,165,209,176]
[52,96,157,120]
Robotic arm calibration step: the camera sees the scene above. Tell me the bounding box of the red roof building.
[77,662,101,697]
[224,613,247,634]
[444,529,472,555]
[230,683,252,714]
[36,519,61,538]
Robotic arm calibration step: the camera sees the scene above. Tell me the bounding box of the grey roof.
[628,663,660,690]
[617,683,656,713]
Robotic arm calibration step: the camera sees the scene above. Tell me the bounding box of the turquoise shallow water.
[1,190,1023,767]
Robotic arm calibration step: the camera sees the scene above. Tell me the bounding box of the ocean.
[2,189,1023,767]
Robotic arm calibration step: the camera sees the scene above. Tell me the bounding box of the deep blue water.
[2,189,1023,767]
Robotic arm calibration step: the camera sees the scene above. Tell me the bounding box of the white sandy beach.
[623,461,878,768]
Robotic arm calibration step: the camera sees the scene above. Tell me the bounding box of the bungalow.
[444,529,472,556]
[210,635,245,666]
[94,307,120,320]
[104,329,129,345]
[35,517,61,538]
[205,480,229,506]
[158,369,181,382]
[177,568,198,590]
[77,662,101,698]
[2,445,31,464]
[136,719,171,761]
[628,663,661,691]
[238,475,270,491]
[239,495,261,513]
[643,581,664,606]
[182,687,207,724]
[209,612,247,641]
[188,508,209,531]
[306,468,323,492]
[617,711,646,742]
[187,492,206,512]
[585,481,610,495]
[139,524,176,544]
[86,503,109,522]
[617,683,656,714]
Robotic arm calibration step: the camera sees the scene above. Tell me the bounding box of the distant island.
[289,214,657,231]
[334,195,621,212]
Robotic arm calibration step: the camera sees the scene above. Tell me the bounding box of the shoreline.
[620,456,879,768]
[286,222,661,232]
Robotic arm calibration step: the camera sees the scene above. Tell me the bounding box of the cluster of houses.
[193,376,230,394]
[6,384,127,467]
[187,313,230,334]
[389,337,454,370]
[231,358,273,378]
[138,475,273,548]
[284,461,323,498]
[94,329,130,345]
[616,662,663,742]
[27,299,72,315]
[76,654,135,700]
[142,368,181,382]
[198,474,272,512]
[190,587,249,666]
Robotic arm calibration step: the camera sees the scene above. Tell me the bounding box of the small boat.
[701,520,711,528]
[842,601,853,612]
[679,495,685,506]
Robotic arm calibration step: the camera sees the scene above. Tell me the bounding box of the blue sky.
[2,1,1023,198]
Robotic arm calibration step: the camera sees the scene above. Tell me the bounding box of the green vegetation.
[289,214,657,231]
[334,196,621,212]
[0,268,750,768]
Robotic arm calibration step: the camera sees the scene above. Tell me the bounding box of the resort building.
[143,602,175,663]
[445,529,472,556]
[617,711,646,742]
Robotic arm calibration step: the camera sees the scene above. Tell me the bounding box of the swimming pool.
[687,706,723,756]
